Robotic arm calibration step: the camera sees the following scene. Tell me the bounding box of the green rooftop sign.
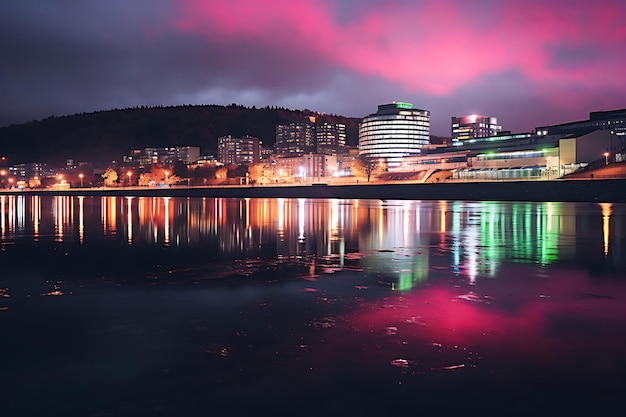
[396,102,413,109]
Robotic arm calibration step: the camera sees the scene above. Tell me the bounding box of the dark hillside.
[0,104,361,165]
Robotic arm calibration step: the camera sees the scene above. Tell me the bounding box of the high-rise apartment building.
[217,135,260,165]
[316,122,347,155]
[451,115,502,142]
[275,121,316,157]
[359,102,430,167]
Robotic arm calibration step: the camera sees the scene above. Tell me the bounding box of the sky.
[1,0,625,136]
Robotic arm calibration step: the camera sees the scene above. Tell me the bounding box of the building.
[535,109,626,165]
[260,146,274,161]
[451,115,502,142]
[536,108,626,138]
[359,102,430,167]
[8,162,46,179]
[415,127,615,181]
[270,154,338,182]
[316,122,347,155]
[124,146,200,167]
[193,155,222,168]
[276,121,316,157]
[217,135,260,165]
[175,146,201,165]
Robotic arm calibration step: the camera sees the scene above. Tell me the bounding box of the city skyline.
[2,1,625,136]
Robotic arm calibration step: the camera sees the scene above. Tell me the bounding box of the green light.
[396,102,413,109]
[398,272,413,291]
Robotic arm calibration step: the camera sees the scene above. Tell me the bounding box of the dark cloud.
[1,0,625,137]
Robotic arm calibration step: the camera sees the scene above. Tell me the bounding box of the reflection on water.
[1,196,624,285]
[2,195,626,415]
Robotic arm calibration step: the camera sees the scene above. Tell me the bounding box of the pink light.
[172,0,626,98]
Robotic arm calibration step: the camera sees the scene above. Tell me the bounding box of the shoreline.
[2,178,626,203]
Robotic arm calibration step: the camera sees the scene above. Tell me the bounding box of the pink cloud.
[173,0,626,98]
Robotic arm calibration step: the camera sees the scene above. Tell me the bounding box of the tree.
[146,163,169,184]
[215,166,228,182]
[352,155,385,182]
[138,172,154,186]
[172,160,188,178]
[102,167,118,186]
[248,163,265,184]
[137,163,179,186]
[165,174,181,185]
[371,158,386,179]
[228,164,249,179]
[350,157,367,180]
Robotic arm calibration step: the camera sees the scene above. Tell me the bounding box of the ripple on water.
[309,316,336,329]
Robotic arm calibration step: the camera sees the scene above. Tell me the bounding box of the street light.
[164,170,169,184]
[127,171,132,186]
[79,173,84,187]
[604,152,609,165]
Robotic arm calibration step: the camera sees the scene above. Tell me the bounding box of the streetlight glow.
[604,152,609,165]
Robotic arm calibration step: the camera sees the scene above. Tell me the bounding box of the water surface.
[1,196,625,415]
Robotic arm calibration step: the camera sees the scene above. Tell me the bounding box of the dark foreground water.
[1,195,626,416]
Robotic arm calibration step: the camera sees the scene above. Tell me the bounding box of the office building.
[359,102,430,167]
[451,115,502,142]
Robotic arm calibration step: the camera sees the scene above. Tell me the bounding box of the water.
[1,195,625,416]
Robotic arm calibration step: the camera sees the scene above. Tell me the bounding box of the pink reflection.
[334,267,626,374]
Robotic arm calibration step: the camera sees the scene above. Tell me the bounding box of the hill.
[0,104,361,166]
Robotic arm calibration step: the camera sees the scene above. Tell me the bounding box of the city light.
[79,173,84,187]
[604,152,610,165]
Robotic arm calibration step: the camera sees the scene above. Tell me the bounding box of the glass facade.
[359,103,430,167]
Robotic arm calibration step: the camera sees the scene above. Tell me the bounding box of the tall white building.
[359,102,430,167]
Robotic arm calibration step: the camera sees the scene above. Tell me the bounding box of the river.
[1,195,625,415]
